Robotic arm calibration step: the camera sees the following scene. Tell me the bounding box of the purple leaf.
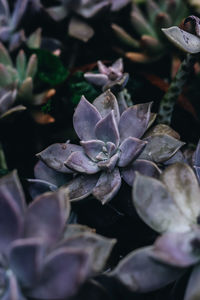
[121,159,161,186]
[111,0,131,11]
[36,142,81,173]
[95,111,120,146]
[1,271,26,300]
[34,160,70,187]
[119,102,152,141]
[10,0,29,29]
[161,163,200,223]
[118,137,147,167]
[93,90,120,122]
[111,58,123,73]
[151,230,200,267]
[65,151,100,174]
[73,96,101,140]
[62,174,99,201]
[92,168,121,204]
[132,173,192,233]
[97,151,120,171]
[27,178,57,200]
[0,0,10,18]
[97,60,109,74]
[193,139,200,166]
[184,264,200,300]
[24,190,70,244]
[10,238,45,287]
[28,248,91,299]
[84,73,108,86]
[0,89,16,115]
[75,1,110,18]
[111,246,183,292]
[80,140,105,161]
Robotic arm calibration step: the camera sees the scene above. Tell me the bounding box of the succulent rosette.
[110,163,200,299]
[0,170,115,299]
[34,90,184,204]
[84,58,129,92]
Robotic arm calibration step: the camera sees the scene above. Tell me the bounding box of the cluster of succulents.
[112,0,189,63]
[33,89,184,204]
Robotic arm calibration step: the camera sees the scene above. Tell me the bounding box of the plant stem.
[158,53,196,125]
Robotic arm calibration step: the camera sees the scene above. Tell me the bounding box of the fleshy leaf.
[62,174,99,202]
[10,0,29,29]
[118,137,147,167]
[111,246,183,292]
[36,142,81,173]
[92,168,121,204]
[93,90,120,123]
[65,151,100,174]
[95,111,120,146]
[1,271,26,300]
[118,102,152,141]
[132,173,192,233]
[10,238,45,287]
[80,140,105,161]
[162,26,200,54]
[144,124,180,140]
[97,151,120,172]
[28,248,91,300]
[24,190,70,243]
[73,96,101,140]
[151,230,200,267]
[161,163,200,223]
[139,134,185,163]
[122,159,161,186]
[0,89,16,115]
[0,43,12,66]
[68,17,94,42]
[184,264,200,300]
[84,73,108,86]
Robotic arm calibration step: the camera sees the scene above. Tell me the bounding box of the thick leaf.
[26,54,37,78]
[97,151,120,172]
[36,142,81,173]
[184,264,200,300]
[95,111,120,146]
[118,102,152,141]
[75,0,109,18]
[24,190,70,243]
[10,0,29,29]
[0,63,13,86]
[122,159,161,186]
[144,124,180,140]
[118,137,147,167]
[93,90,120,123]
[80,140,105,161]
[16,50,26,81]
[139,134,185,163]
[84,73,108,87]
[0,43,12,66]
[92,168,121,204]
[58,232,116,272]
[161,163,200,223]
[34,160,70,187]
[162,27,200,54]
[65,151,100,174]
[111,246,183,292]
[73,96,101,140]
[1,271,26,300]
[193,139,200,167]
[68,17,94,42]
[151,230,200,267]
[132,173,192,233]
[0,105,26,120]
[0,0,9,18]
[10,238,45,287]
[0,89,16,115]
[28,248,91,299]
[46,5,68,21]
[62,174,99,202]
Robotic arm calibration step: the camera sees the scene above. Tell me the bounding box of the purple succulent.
[193,139,200,183]
[84,58,129,92]
[0,170,115,299]
[34,90,184,204]
[110,163,200,298]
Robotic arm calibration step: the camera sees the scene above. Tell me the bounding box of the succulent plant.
[158,15,200,124]
[0,42,54,107]
[0,170,115,299]
[0,0,29,51]
[193,139,200,183]
[112,0,188,63]
[33,90,184,204]
[84,58,129,92]
[109,163,200,299]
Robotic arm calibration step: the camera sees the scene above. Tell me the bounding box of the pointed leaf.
[122,159,161,186]
[65,151,99,174]
[80,140,105,161]
[161,163,200,223]
[93,90,120,123]
[26,27,42,49]
[119,102,152,141]
[95,111,120,146]
[0,89,16,115]
[16,50,26,80]
[1,271,26,300]
[132,173,192,233]
[0,63,13,87]
[46,6,68,21]
[162,27,200,54]
[118,137,147,167]
[111,246,183,292]
[25,54,37,78]
[73,96,101,140]
[28,248,91,299]
[0,43,12,66]
[68,17,94,42]
[36,142,81,173]
[97,151,120,172]
[10,0,29,29]
[93,168,121,204]
[62,174,99,201]
[25,190,70,243]
[84,73,108,86]
[139,134,185,163]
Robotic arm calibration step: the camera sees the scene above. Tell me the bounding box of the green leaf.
[30,49,69,86]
